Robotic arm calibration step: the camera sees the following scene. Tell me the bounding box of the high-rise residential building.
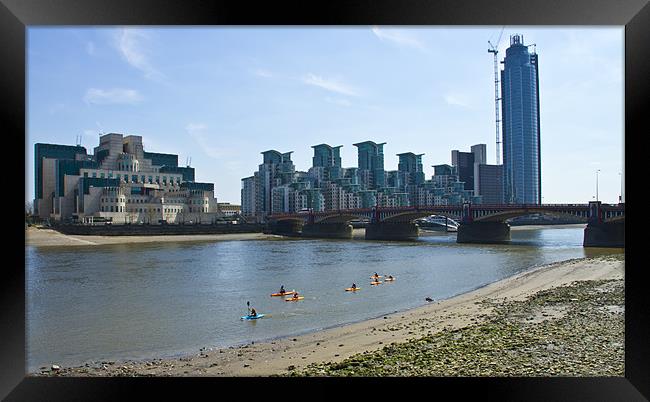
[34,133,220,224]
[501,34,541,204]
[353,141,386,189]
[397,152,425,189]
[241,173,259,219]
[258,150,295,216]
[451,149,475,192]
[312,144,343,182]
[475,164,504,204]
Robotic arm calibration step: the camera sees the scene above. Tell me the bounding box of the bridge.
[266,201,624,247]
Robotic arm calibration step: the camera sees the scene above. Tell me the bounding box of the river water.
[25,225,622,372]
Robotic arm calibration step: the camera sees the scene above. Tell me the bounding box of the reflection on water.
[26,225,622,371]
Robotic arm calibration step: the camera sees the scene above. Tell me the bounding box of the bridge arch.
[472,208,590,223]
[381,211,463,223]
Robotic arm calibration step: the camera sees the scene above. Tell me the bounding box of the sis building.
[34,133,223,224]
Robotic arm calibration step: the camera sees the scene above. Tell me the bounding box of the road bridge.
[266,201,624,247]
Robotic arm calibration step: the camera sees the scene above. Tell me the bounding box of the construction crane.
[488,26,505,165]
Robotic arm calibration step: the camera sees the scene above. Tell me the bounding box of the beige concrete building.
[35,133,224,224]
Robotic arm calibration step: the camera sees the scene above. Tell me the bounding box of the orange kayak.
[345,287,361,291]
[285,296,304,302]
[370,275,383,279]
[371,281,382,286]
[271,291,297,297]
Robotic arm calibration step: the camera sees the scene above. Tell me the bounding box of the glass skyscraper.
[501,34,541,204]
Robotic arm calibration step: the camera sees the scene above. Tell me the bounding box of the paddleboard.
[241,313,265,320]
[285,296,304,301]
[345,287,361,291]
[271,291,297,297]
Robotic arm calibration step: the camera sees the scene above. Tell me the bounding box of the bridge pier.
[302,222,353,239]
[265,220,302,237]
[583,222,624,248]
[365,222,419,241]
[457,221,510,244]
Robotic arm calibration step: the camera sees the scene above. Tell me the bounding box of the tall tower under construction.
[501,34,541,204]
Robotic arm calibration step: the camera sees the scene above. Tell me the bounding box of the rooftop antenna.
[488,26,505,165]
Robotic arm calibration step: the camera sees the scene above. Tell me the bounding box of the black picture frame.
[4,0,648,400]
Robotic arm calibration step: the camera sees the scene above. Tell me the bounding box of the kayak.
[241,313,265,320]
[345,287,361,291]
[285,296,304,302]
[370,275,383,279]
[384,278,396,282]
[370,281,382,285]
[271,291,297,297]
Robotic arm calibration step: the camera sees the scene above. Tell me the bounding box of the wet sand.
[33,254,624,377]
[25,226,276,247]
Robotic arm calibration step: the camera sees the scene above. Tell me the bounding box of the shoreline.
[25,226,277,247]
[25,223,586,248]
[33,253,624,377]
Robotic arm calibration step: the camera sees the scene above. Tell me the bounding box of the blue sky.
[26,26,624,204]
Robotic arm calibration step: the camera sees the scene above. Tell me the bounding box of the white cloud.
[185,123,224,159]
[371,26,426,51]
[84,88,143,105]
[325,97,352,107]
[114,28,165,81]
[253,69,273,78]
[443,93,470,108]
[301,73,359,97]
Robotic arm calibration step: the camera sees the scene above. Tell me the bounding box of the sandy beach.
[25,226,275,247]
[34,252,624,377]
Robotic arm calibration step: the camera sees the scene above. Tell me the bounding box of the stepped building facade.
[34,133,223,224]
[241,141,484,222]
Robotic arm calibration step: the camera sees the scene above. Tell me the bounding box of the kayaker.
[387,275,394,280]
[279,285,286,294]
[250,307,257,317]
[292,291,299,300]
[352,283,357,289]
[373,272,379,278]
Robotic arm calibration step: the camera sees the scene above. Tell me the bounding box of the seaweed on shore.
[289,278,624,377]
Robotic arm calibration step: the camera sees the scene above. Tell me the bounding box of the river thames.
[25,224,622,372]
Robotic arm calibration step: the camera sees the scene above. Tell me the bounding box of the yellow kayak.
[271,291,297,297]
[345,287,361,291]
[285,296,304,301]
[371,281,382,286]
[370,275,383,279]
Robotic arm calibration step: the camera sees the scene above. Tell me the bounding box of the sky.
[26,26,624,205]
